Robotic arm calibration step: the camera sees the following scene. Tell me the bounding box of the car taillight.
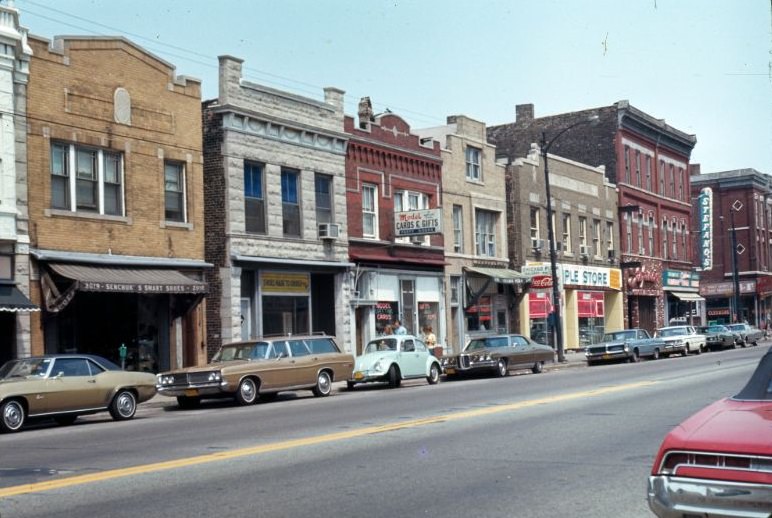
[660,451,754,475]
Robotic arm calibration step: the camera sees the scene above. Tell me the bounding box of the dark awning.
[48,263,207,294]
[0,285,39,312]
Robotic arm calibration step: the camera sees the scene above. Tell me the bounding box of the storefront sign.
[261,272,310,294]
[699,280,756,296]
[663,270,699,289]
[627,266,659,290]
[394,208,442,237]
[79,281,206,294]
[698,187,713,270]
[562,265,621,290]
[530,275,553,289]
[521,262,552,277]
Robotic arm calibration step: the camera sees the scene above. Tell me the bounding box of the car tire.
[0,399,25,433]
[652,348,660,360]
[694,344,702,355]
[628,350,640,363]
[109,390,137,421]
[531,361,544,374]
[426,363,440,385]
[312,370,332,397]
[235,377,259,406]
[54,415,78,426]
[346,380,356,391]
[176,396,201,410]
[387,365,401,388]
[496,358,508,377]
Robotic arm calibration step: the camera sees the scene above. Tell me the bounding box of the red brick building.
[488,101,697,334]
[345,98,444,354]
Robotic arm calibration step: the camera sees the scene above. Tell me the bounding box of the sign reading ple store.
[562,264,622,290]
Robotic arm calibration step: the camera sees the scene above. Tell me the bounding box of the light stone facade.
[0,2,33,361]
[204,56,352,354]
[417,115,511,353]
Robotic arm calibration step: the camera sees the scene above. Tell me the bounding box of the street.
[0,345,767,518]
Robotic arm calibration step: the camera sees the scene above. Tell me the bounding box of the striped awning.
[48,263,206,294]
[0,285,39,312]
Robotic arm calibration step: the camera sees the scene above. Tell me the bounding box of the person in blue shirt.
[393,319,407,335]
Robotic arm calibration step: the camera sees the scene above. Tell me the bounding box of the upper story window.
[315,174,333,224]
[395,190,429,244]
[452,205,464,253]
[244,161,265,233]
[475,209,497,257]
[672,219,678,259]
[465,146,481,181]
[669,164,675,198]
[164,161,186,223]
[530,208,540,241]
[450,276,460,305]
[606,221,614,255]
[281,168,301,237]
[562,213,572,254]
[624,146,631,184]
[578,216,588,248]
[645,155,652,191]
[635,151,641,187]
[662,219,669,260]
[659,160,665,195]
[648,216,655,256]
[593,219,601,257]
[678,168,684,201]
[681,223,688,260]
[51,142,124,216]
[625,214,632,253]
[637,214,644,255]
[362,183,377,239]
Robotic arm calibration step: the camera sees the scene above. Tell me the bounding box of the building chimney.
[516,104,534,124]
[689,163,701,176]
[358,96,374,129]
[323,87,345,116]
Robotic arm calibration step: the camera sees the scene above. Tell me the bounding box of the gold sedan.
[0,355,157,433]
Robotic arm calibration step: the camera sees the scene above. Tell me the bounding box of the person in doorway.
[423,325,437,355]
[382,324,394,336]
[393,319,407,335]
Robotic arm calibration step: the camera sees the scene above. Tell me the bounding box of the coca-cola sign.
[531,275,553,288]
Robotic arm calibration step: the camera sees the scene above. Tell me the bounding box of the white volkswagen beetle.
[347,334,441,390]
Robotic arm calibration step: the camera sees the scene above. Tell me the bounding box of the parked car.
[441,334,554,378]
[647,347,772,517]
[584,328,665,365]
[696,324,736,351]
[156,335,354,408]
[348,334,441,389]
[726,323,764,347]
[0,354,156,433]
[655,325,706,356]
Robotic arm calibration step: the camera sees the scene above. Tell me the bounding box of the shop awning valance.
[0,285,39,312]
[671,291,705,302]
[42,263,206,313]
[464,266,529,285]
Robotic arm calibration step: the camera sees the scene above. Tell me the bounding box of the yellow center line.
[0,380,657,498]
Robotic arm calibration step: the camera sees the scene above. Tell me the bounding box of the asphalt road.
[0,344,767,518]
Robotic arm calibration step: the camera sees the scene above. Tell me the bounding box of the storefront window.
[529,291,552,345]
[375,301,398,335]
[578,291,605,347]
[262,296,309,335]
[418,302,438,336]
[466,295,491,331]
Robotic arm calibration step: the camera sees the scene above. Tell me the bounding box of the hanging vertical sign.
[698,187,713,270]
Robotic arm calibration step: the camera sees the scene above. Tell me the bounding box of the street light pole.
[541,115,599,363]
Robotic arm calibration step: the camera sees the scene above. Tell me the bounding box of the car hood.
[160,360,249,375]
[355,351,398,366]
[664,398,772,456]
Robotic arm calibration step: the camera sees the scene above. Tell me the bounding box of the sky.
[15,0,772,174]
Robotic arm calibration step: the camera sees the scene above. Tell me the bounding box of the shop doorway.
[0,313,15,365]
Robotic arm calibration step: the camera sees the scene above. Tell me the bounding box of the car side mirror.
[55,372,64,379]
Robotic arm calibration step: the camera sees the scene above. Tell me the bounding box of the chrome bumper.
[648,475,772,517]
[156,382,226,398]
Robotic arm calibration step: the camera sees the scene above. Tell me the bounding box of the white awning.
[671,291,705,302]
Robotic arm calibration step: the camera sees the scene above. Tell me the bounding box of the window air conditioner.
[579,245,590,257]
[318,223,340,240]
[607,249,616,262]
[531,238,545,251]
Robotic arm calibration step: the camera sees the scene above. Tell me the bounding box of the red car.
[647,348,772,517]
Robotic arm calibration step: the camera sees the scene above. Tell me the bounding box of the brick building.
[26,36,208,371]
[416,115,524,353]
[691,167,772,327]
[489,101,698,334]
[203,56,352,356]
[0,2,37,365]
[346,98,444,354]
[509,145,622,350]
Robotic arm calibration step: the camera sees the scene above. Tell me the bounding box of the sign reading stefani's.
[698,187,713,270]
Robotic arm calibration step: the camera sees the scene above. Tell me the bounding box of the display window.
[578,291,605,347]
[465,295,491,331]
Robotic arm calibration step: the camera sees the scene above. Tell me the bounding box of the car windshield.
[657,328,686,337]
[365,339,396,353]
[604,331,636,341]
[213,342,270,362]
[727,324,746,331]
[0,357,52,379]
[734,349,772,401]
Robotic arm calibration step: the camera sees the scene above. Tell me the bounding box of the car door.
[508,335,534,367]
[45,357,105,412]
[399,338,423,377]
[259,341,292,391]
[286,339,316,386]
